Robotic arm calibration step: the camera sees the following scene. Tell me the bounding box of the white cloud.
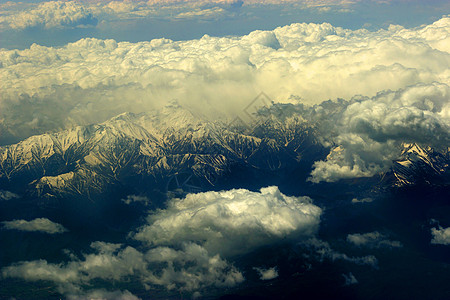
[1,187,319,296]
[351,197,373,203]
[174,6,227,19]
[254,267,279,280]
[96,0,236,21]
[304,238,378,268]
[0,0,241,30]
[1,240,243,295]
[122,195,151,205]
[143,242,244,291]
[347,231,402,248]
[1,218,68,234]
[133,186,322,256]
[67,289,141,300]
[309,82,450,182]
[0,16,448,143]
[2,1,97,30]
[431,226,450,245]
[0,190,20,200]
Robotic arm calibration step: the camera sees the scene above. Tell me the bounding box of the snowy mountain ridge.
[0,104,448,199]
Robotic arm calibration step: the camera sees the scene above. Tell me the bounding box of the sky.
[0,0,449,180]
[0,1,450,299]
[0,0,449,49]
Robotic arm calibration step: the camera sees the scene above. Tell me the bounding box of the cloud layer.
[1,218,68,234]
[0,0,414,31]
[0,16,449,146]
[1,1,97,30]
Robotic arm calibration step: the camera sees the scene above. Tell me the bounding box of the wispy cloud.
[2,218,68,234]
[347,231,402,248]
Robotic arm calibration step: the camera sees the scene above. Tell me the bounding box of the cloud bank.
[1,218,68,234]
[1,1,97,30]
[0,16,449,146]
[0,0,410,31]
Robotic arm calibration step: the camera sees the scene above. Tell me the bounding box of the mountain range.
[0,102,448,202]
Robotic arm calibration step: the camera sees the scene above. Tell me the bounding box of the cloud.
[143,242,244,292]
[2,241,243,295]
[2,241,147,294]
[1,187,319,296]
[133,186,322,256]
[254,267,279,280]
[342,272,358,286]
[97,0,237,21]
[304,238,378,268]
[1,218,68,234]
[347,231,402,248]
[0,190,20,200]
[431,226,450,245]
[308,82,450,182]
[67,289,141,300]
[121,195,151,205]
[351,197,373,203]
[0,16,449,144]
[0,0,242,31]
[174,6,227,19]
[2,1,98,30]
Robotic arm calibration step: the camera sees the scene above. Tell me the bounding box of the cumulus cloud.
[431,226,450,245]
[0,0,241,30]
[0,16,449,144]
[133,186,322,256]
[254,267,279,280]
[2,241,243,296]
[2,241,146,294]
[347,231,402,248]
[1,218,68,234]
[143,242,244,292]
[2,1,97,30]
[1,187,319,296]
[1,0,447,33]
[4,187,315,296]
[308,82,450,182]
